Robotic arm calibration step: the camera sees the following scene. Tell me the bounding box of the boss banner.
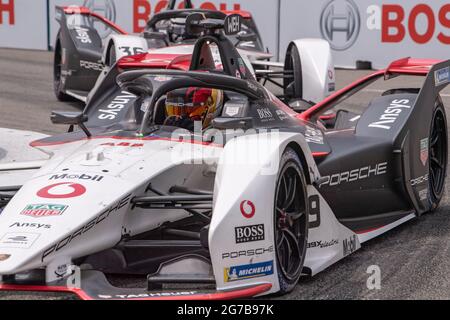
[3,1,450,69]
[280,0,450,69]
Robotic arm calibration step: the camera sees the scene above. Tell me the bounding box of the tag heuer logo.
[21,204,68,218]
[0,254,11,261]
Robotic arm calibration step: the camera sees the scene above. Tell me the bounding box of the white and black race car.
[0,16,447,300]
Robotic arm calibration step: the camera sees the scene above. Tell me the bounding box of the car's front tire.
[274,147,309,294]
[284,43,303,101]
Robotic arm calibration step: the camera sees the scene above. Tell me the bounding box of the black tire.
[428,102,448,210]
[283,43,303,101]
[106,44,117,68]
[53,36,72,102]
[274,147,309,294]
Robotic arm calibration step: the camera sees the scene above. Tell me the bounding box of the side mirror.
[51,111,91,137]
[212,117,253,130]
[51,111,87,125]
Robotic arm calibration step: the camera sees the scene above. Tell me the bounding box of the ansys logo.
[320,0,361,51]
[83,0,117,38]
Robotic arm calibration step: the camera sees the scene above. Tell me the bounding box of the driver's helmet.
[165,87,224,129]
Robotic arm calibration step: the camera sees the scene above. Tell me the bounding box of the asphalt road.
[1,48,450,300]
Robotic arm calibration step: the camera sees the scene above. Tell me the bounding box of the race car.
[53,0,335,108]
[0,16,447,300]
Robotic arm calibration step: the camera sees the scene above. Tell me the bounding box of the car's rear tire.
[274,148,309,294]
[428,103,448,210]
[53,37,72,102]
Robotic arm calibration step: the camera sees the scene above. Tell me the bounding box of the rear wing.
[400,59,450,125]
[301,58,449,121]
[413,59,450,104]
[55,6,127,35]
[384,57,443,78]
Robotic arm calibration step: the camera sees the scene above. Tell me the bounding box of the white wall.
[0,0,48,50]
[3,0,450,69]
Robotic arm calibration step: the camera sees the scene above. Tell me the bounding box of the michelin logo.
[435,67,450,86]
[224,260,274,282]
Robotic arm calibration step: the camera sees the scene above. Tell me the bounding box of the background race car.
[53,0,335,109]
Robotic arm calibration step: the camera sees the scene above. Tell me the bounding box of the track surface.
[1,48,450,300]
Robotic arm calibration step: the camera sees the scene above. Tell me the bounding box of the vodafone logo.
[328,69,334,80]
[37,183,86,199]
[240,200,256,219]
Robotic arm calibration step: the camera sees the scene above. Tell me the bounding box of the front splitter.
[0,270,271,300]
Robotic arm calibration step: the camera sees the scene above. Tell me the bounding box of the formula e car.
[53,0,335,107]
[0,16,447,300]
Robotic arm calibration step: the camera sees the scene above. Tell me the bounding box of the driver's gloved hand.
[179,117,195,131]
[164,115,194,131]
[164,115,181,127]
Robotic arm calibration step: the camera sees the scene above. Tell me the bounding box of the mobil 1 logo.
[235,224,265,244]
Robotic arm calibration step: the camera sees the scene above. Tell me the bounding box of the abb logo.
[0,0,14,25]
[382,4,450,44]
[133,0,241,32]
[101,142,144,147]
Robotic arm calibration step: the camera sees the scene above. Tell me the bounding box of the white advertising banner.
[0,0,48,50]
[280,0,450,69]
[6,0,450,69]
[48,0,279,56]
